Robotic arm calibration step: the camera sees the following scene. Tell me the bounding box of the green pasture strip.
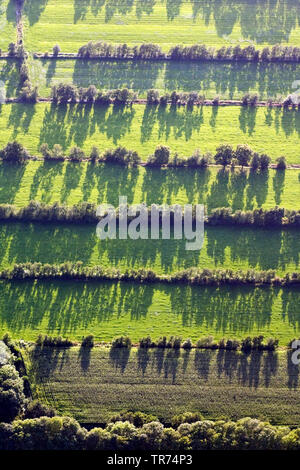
[0,160,299,211]
[0,59,19,98]
[0,221,299,276]
[0,103,300,163]
[25,346,300,425]
[23,0,300,53]
[0,0,16,51]
[31,58,300,101]
[1,279,299,344]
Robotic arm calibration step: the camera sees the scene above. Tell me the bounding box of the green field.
[1,103,300,163]
[0,221,299,276]
[31,58,300,101]
[1,279,300,344]
[0,59,19,98]
[0,0,16,51]
[0,161,299,211]
[23,0,300,53]
[25,346,300,425]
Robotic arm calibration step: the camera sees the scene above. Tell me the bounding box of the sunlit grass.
[0,0,16,51]
[31,58,300,101]
[23,0,300,53]
[0,279,299,344]
[0,221,298,276]
[0,160,299,211]
[0,103,300,163]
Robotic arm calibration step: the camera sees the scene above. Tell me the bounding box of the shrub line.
[1,262,299,287]
[0,201,298,227]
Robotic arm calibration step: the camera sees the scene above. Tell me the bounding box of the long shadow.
[8,103,36,139]
[109,345,131,373]
[23,0,49,26]
[78,344,92,372]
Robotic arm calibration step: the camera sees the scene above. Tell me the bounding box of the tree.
[53,44,61,56]
[0,365,26,422]
[52,144,64,159]
[69,147,85,161]
[250,152,260,171]
[40,143,52,159]
[84,85,98,102]
[214,144,234,167]
[276,156,287,170]
[90,146,100,162]
[147,145,170,166]
[8,42,16,56]
[147,89,159,105]
[260,154,271,170]
[0,141,29,163]
[235,144,253,167]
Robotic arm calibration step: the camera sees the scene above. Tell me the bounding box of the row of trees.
[1,413,300,450]
[0,140,287,170]
[75,41,300,63]
[137,335,278,351]
[1,262,299,287]
[51,83,137,104]
[0,200,299,227]
[49,84,299,108]
[146,144,287,170]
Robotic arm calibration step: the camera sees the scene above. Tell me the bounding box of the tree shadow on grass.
[23,0,49,26]
[29,160,64,203]
[7,103,36,139]
[0,161,27,203]
[78,344,92,372]
[109,346,131,373]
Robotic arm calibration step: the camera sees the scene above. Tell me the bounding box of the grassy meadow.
[31,58,300,101]
[0,221,299,275]
[0,103,300,163]
[0,279,300,344]
[25,346,300,425]
[23,0,300,53]
[0,160,299,211]
[0,0,16,51]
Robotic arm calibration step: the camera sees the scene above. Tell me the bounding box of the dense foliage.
[1,414,300,450]
[0,201,298,228]
[0,262,299,287]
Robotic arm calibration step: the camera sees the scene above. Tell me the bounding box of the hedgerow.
[0,262,299,287]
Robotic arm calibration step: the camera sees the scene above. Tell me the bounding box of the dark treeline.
[72,41,300,64]
[0,201,298,228]
[0,261,299,287]
[113,334,279,352]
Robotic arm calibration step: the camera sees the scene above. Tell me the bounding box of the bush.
[24,400,57,419]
